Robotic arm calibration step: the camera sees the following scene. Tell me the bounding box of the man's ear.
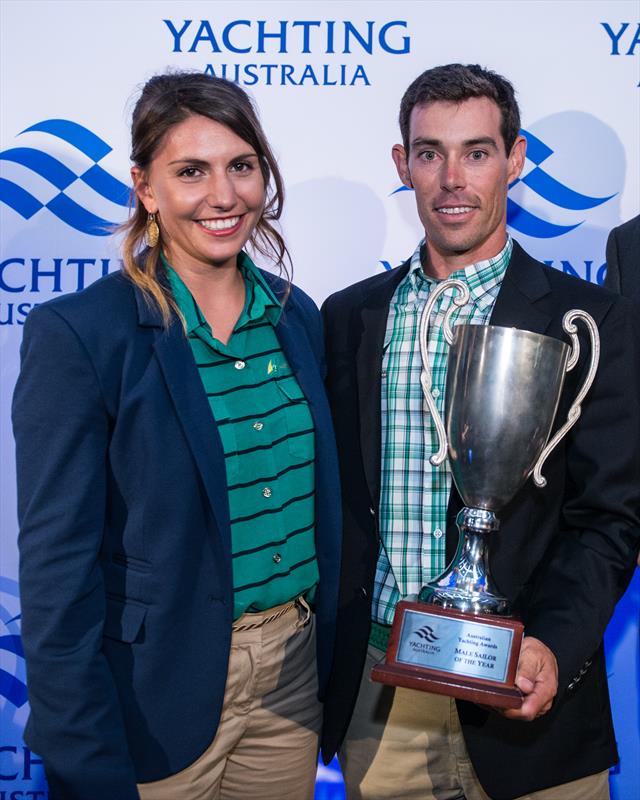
[131,166,157,213]
[507,135,527,184]
[392,144,413,189]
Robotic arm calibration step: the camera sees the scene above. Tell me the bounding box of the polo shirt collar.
[237,251,282,327]
[161,251,282,338]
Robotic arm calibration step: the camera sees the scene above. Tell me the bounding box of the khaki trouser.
[339,644,609,800]
[138,598,320,800]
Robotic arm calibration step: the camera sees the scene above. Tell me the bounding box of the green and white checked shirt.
[373,237,512,628]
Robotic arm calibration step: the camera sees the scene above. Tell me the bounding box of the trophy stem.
[419,508,512,615]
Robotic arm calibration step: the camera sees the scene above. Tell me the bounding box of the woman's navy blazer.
[12,268,342,800]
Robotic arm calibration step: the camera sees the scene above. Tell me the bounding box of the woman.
[12,72,341,800]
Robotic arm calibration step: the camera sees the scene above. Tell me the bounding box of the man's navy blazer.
[13,268,342,800]
[320,241,640,799]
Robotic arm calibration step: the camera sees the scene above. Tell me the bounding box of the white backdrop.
[1,2,638,798]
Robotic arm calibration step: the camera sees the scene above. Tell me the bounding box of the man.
[320,64,640,800]
[605,214,640,297]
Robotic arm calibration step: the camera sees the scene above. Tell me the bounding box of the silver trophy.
[418,279,600,615]
[371,282,600,705]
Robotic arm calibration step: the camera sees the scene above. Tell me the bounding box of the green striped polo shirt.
[164,253,318,619]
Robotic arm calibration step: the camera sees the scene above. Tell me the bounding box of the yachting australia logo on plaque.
[413,625,440,644]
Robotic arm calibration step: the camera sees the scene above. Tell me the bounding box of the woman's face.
[133,114,265,274]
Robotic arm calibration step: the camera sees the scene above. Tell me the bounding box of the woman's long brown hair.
[120,71,290,325]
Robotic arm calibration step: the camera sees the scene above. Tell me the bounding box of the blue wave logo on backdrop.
[0,619,26,707]
[507,130,615,237]
[391,128,615,239]
[0,120,130,236]
[0,577,27,708]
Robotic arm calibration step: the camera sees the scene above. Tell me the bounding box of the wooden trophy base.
[371,600,524,709]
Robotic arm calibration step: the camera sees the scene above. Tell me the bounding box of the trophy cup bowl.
[447,325,570,510]
[371,279,600,707]
[425,324,569,616]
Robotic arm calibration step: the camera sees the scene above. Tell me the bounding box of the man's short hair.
[399,64,521,155]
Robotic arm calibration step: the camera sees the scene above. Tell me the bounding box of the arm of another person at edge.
[604,221,640,568]
[604,222,640,567]
[493,294,640,722]
[12,305,140,800]
[604,225,621,292]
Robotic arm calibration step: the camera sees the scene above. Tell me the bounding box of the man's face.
[392,97,526,272]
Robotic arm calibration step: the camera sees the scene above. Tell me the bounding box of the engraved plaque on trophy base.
[371,601,524,709]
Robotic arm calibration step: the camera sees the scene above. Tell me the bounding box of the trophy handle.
[419,279,470,466]
[532,309,600,487]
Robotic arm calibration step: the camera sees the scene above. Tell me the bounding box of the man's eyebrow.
[410,137,441,149]
[463,137,499,148]
[410,136,499,150]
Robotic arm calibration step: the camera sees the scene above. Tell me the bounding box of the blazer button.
[360,586,368,599]
[208,594,223,604]
[369,506,376,517]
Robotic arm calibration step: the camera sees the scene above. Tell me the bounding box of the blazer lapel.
[135,288,232,553]
[490,241,553,335]
[273,303,331,437]
[356,264,411,507]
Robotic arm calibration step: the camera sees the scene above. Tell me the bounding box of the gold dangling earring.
[145,212,160,248]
